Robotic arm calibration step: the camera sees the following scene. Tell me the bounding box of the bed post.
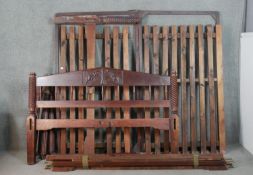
[26,72,37,164]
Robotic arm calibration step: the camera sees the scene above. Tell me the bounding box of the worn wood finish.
[37,100,170,108]
[189,25,197,152]
[143,25,151,154]
[27,21,227,170]
[59,25,67,154]
[78,25,84,154]
[198,25,207,153]
[104,26,112,154]
[153,25,160,154]
[162,26,170,153]
[123,26,131,153]
[84,24,96,155]
[36,118,174,131]
[69,25,76,154]
[180,25,188,153]
[113,26,121,153]
[207,25,216,153]
[215,25,225,153]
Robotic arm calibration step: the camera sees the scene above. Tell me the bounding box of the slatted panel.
[35,24,225,158]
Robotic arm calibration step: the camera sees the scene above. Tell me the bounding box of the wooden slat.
[162,26,170,153]
[207,25,216,153]
[78,25,84,154]
[69,25,76,154]
[84,24,96,155]
[170,25,179,153]
[215,24,226,153]
[49,109,55,154]
[37,118,173,131]
[153,25,160,154]
[180,25,188,153]
[189,25,196,152]
[113,26,121,153]
[144,25,151,153]
[123,26,131,153]
[198,25,207,153]
[104,26,112,154]
[59,25,67,154]
[37,100,170,108]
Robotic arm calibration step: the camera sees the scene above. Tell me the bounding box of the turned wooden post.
[26,72,36,164]
[170,71,179,153]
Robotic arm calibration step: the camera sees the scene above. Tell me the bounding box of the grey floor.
[0,144,252,175]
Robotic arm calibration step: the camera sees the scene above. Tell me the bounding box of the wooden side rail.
[45,154,229,170]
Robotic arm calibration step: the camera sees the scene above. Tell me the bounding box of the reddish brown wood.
[36,118,173,131]
[84,24,96,155]
[37,100,170,108]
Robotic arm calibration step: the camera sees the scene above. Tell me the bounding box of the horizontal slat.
[36,118,174,130]
[36,100,170,108]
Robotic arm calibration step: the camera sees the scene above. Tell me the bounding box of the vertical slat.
[123,26,131,153]
[162,26,170,153]
[104,26,112,154]
[49,108,55,154]
[69,25,76,154]
[171,25,178,153]
[78,25,84,154]
[153,25,160,154]
[59,25,67,154]
[215,24,226,153]
[180,25,188,153]
[84,24,96,154]
[113,26,121,153]
[143,25,151,153]
[207,25,216,153]
[189,25,197,152]
[198,25,207,153]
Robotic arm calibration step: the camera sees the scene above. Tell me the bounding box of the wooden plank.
[215,24,226,153]
[171,25,178,153]
[113,26,121,153]
[37,100,170,108]
[37,118,172,131]
[207,25,216,153]
[143,25,151,153]
[189,25,196,152]
[59,25,67,154]
[162,26,170,153]
[78,25,84,154]
[49,109,55,154]
[123,26,131,153]
[153,25,160,154]
[69,25,76,154]
[84,24,96,155]
[180,25,188,153]
[104,26,112,154]
[198,25,207,153]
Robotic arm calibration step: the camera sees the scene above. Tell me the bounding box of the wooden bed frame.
[26,10,229,171]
